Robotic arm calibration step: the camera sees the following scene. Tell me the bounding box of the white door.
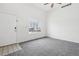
[16,17,28,43]
[0,13,16,47]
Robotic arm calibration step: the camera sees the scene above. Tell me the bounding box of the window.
[28,17,41,33]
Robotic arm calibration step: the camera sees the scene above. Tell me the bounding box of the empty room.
[0,3,79,56]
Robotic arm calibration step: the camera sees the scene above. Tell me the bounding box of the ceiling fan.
[43,3,72,8]
[43,3,62,8]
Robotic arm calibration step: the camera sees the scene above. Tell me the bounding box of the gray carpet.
[7,37,79,56]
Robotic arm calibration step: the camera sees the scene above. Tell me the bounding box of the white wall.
[0,3,47,43]
[47,3,79,43]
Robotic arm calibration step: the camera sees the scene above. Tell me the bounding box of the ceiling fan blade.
[57,3,62,4]
[44,3,49,5]
[61,3,72,8]
[51,3,54,8]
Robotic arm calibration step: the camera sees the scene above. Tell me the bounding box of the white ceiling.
[31,3,62,12]
[29,3,70,12]
[33,3,52,11]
